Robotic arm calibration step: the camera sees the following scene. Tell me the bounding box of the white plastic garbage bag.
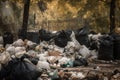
[37,61,50,70]
[15,47,26,53]
[79,45,90,59]
[0,36,3,44]
[13,39,24,47]
[0,52,11,64]
[6,46,15,55]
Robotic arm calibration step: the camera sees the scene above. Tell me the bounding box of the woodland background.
[0,0,119,35]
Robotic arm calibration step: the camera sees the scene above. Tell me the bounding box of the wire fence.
[32,17,85,31]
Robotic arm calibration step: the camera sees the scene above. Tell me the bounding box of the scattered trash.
[0,29,120,80]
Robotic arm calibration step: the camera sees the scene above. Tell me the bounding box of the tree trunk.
[22,0,30,31]
[19,0,30,40]
[110,0,116,33]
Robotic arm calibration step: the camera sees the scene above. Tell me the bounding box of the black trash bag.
[18,29,27,41]
[73,58,88,67]
[112,34,120,60]
[98,35,114,60]
[22,54,39,65]
[75,27,90,47]
[0,55,41,80]
[64,29,72,38]
[54,36,67,48]
[30,57,39,65]
[3,32,13,47]
[39,29,55,41]
[18,54,39,65]
[43,46,49,51]
[54,30,71,48]
[27,32,40,44]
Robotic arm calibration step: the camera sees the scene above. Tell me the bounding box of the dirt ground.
[58,60,120,80]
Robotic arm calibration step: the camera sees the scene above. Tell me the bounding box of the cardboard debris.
[48,51,61,56]
[1,38,120,80]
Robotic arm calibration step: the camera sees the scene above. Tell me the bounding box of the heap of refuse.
[0,28,120,80]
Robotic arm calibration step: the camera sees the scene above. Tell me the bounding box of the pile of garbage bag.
[0,29,120,80]
[0,35,94,80]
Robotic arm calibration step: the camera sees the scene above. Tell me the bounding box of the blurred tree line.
[0,0,120,35]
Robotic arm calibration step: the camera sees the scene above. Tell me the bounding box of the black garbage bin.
[98,35,114,60]
[113,35,120,60]
[27,32,40,44]
[3,32,13,47]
